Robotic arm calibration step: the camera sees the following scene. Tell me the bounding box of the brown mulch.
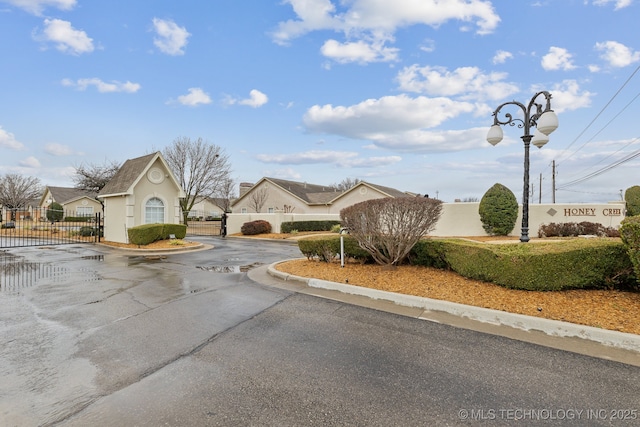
[275,259,640,335]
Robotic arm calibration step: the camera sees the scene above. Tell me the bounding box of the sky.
[1,0,639,204]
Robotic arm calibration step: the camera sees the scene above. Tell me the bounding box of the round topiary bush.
[46,202,64,222]
[478,183,518,236]
[625,185,640,216]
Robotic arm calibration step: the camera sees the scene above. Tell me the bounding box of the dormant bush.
[340,197,442,268]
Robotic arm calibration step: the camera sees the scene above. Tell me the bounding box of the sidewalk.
[248,262,640,367]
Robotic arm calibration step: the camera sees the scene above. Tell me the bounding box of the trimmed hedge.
[64,216,95,222]
[127,223,187,245]
[281,220,342,233]
[620,215,640,284]
[298,236,636,291]
[411,238,634,291]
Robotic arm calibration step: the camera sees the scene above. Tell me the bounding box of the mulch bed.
[276,259,640,335]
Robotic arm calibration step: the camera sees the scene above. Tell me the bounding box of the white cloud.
[38,18,93,55]
[262,168,302,180]
[257,150,358,164]
[226,90,269,108]
[19,156,40,168]
[0,126,25,150]
[396,65,519,101]
[593,0,633,10]
[534,80,594,113]
[272,0,500,63]
[320,39,399,63]
[492,50,513,64]
[541,47,576,71]
[419,39,436,53]
[152,18,190,56]
[595,41,640,67]
[256,150,401,168]
[2,0,75,15]
[303,94,487,152]
[61,78,141,93]
[175,88,212,106]
[44,143,74,156]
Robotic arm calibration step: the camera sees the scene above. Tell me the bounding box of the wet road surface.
[1,238,639,426]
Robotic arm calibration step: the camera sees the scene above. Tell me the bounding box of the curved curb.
[95,242,212,256]
[267,261,640,354]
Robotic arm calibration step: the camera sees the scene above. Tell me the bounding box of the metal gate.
[0,208,103,248]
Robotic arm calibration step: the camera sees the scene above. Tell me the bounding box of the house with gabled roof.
[231,177,412,214]
[98,151,185,243]
[187,196,229,219]
[39,186,101,219]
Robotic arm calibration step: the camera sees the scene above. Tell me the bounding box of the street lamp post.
[486,91,559,242]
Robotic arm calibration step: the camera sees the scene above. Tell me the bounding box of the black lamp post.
[487,91,559,242]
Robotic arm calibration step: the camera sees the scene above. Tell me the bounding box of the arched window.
[145,197,165,224]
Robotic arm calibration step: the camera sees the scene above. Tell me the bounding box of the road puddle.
[0,251,61,290]
[196,262,263,273]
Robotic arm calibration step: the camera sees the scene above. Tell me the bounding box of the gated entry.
[0,208,103,248]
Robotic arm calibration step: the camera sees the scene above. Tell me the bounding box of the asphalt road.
[0,237,638,426]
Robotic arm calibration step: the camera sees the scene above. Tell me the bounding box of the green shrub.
[281,220,341,233]
[64,216,95,222]
[46,202,64,222]
[127,223,187,245]
[620,215,640,285]
[412,238,634,291]
[240,220,272,235]
[625,186,640,216]
[296,235,636,291]
[297,235,372,263]
[478,183,518,236]
[79,226,102,237]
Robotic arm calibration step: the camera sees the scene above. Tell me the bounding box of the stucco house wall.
[98,152,185,243]
[233,180,311,214]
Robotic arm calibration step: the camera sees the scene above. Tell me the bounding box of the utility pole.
[539,173,542,203]
[552,160,556,203]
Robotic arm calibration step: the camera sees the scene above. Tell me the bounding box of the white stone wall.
[226,202,627,237]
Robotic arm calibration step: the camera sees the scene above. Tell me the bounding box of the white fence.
[226,202,627,237]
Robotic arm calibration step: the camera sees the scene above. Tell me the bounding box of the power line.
[555,64,640,166]
[556,141,640,189]
[558,91,640,182]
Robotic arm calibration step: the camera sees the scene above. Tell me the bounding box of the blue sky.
[1,0,639,203]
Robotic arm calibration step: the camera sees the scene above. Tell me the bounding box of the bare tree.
[163,137,232,223]
[340,197,443,268]
[331,177,361,191]
[73,160,121,193]
[0,174,43,217]
[248,187,268,213]
[215,177,236,213]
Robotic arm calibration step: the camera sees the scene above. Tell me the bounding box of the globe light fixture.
[486,91,558,242]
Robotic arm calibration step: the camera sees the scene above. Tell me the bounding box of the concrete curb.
[267,261,640,354]
[95,242,212,255]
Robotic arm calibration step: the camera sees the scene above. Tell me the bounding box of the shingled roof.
[99,152,160,197]
[265,177,343,204]
[43,186,97,204]
[232,177,411,209]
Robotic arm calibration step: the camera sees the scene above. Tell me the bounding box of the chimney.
[239,182,254,197]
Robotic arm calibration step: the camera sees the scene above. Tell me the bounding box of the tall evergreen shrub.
[478,183,518,236]
[625,186,640,216]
